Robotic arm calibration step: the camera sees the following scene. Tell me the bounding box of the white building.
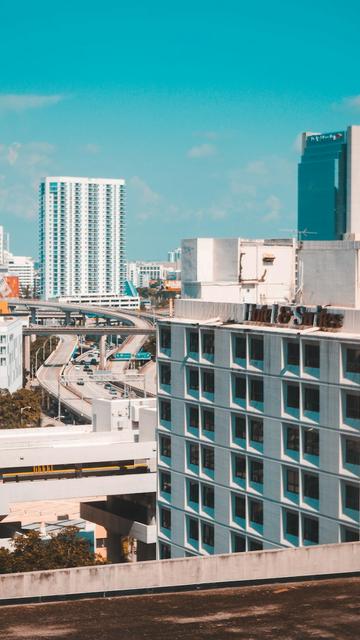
[6,255,35,295]
[168,247,182,264]
[127,261,173,288]
[0,226,10,266]
[156,239,360,559]
[39,177,126,301]
[0,317,23,393]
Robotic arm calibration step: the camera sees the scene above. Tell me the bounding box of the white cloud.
[7,143,21,166]
[293,133,303,153]
[187,143,216,159]
[262,195,282,221]
[129,176,161,206]
[0,94,63,111]
[84,143,101,154]
[193,130,218,140]
[246,160,267,175]
[342,95,360,109]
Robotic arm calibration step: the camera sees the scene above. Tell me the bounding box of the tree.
[0,388,41,429]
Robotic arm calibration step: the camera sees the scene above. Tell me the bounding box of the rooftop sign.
[307,131,344,144]
[244,304,343,330]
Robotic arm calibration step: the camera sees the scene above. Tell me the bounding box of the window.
[160,542,171,559]
[250,379,263,403]
[188,517,199,541]
[345,483,359,511]
[188,368,199,391]
[202,446,214,471]
[160,435,171,458]
[160,471,171,494]
[234,494,246,519]
[249,499,263,525]
[286,383,299,409]
[303,516,319,543]
[304,428,319,456]
[234,414,246,440]
[202,370,215,394]
[286,425,299,452]
[248,539,263,551]
[160,327,171,350]
[234,455,246,479]
[234,375,246,400]
[346,393,360,420]
[250,418,263,443]
[188,480,199,504]
[303,472,319,500]
[189,331,199,354]
[160,399,171,422]
[346,347,360,374]
[304,386,320,413]
[160,507,171,530]
[286,468,299,494]
[202,484,214,509]
[202,522,214,547]
[202,332,215,356]
[345,437,360,466]
[233,533,246,552]
[287,341,299,366]
[285,509,299,537]
[304,343,320,369]
[234,335,246,360]
[188,405,199,430]
[250,337,264,361]
[203,408,215,432]
[160,363,171,386]
[343,526,360,542]
[250,459,263,484]
[189,443,199,466]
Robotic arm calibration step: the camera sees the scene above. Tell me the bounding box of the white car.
[75,365,81,370]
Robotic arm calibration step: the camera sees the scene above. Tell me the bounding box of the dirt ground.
[0,576,359,639]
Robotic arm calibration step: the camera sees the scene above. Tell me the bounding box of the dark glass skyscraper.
[298,131,347,240]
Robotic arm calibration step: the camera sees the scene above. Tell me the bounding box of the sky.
[1,0,360,260]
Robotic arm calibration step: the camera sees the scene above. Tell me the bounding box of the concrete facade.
[0,316,23,393]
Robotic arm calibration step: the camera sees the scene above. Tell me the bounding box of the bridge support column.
[30,307,37,324]
[65,311,71,325]
[99,335,106,370]
[23,335,31,373]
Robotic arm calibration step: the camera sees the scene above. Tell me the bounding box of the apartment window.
[303,516,319,543]
[285,509,299,537]
[160,399,171,422]
[249,499,263,525]
[160,435,171,458]
[234,455,246,480]
[345,483,360,511]
[286,468,299,494]
[188,368,199,391]
[189,443,199,466]
[202,408,215,433]
[234,375,246,400]
[250,337,263,361]
[160,471,171,494]
[202,370,215,394]
[160,507,171,530]
[303,472,319,500]
[202,484,214,509]
[346,347,360,374]
[189,331,199,354]
[303,428,319,456]
[234,414,246,440]
[202,446,214,471]
[188,405,199,430]
[287,340,299,366]
[248,539,263,551]
[160,327,171,350]
[160,363,171,386]
[304,343,320,369]
[202,332,215,356]
[188,480,199,504]
[188,517,199,541]
[286,425,299,452]
[234,494,246,519]
[202,522,214,547]
[234,335,246,360]
[250,459,263,484]
[233,534,246,552]
[345,437,360,466]
[286,383,299,409]
[343,526,360,542]
[250,379,263,404]
[346,393,360,420]
[304,386,320,413]
[250,418,263,443]
[159,542,171,559]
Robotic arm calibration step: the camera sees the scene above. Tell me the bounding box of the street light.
[20,406,32,426]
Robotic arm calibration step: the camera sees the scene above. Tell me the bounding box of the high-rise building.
[39,177,126,300]
[298,125,360,241]
[168,247,182,264]
[6,255,34,295]
[0,226,10,266]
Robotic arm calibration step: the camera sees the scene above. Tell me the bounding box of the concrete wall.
[0,541,358,602]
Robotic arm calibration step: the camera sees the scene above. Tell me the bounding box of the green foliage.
[142,335,156,357]
[0,527,105,574]
[0,388,41,429]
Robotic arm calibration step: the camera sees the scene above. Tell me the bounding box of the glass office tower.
[298,131,347,240]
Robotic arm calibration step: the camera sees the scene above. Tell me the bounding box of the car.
[77,379,85,386]
[75,365,81,370]
[110,389,117,395]
[90,358,98,365]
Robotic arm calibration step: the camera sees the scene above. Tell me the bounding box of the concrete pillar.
[99,335,106,370]
[31,334,36,343]
[30,307,37,324]
[65,311,71,325]
[23,335,31,373]
[106,531,123,563]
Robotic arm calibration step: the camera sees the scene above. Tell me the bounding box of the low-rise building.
[5,254,35,295]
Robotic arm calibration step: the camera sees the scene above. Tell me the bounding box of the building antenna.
[281,229,318,241]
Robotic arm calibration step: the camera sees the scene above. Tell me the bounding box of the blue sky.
[1,0,360,259]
